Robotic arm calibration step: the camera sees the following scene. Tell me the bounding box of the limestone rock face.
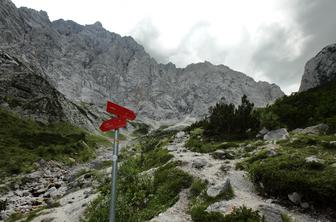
[299,43,336,92]
[0,0,284,121]
[0,50,103,131]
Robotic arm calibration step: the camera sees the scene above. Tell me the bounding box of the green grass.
[191,205,261,222]
[130,121,150,136]
[132,129,175,171]
[101,131,126,140]
[244,134,336,209]
[185,128,239,153]
[85,129,191,222]
[281,213,293,222]
[86,161,192,222]
[0,108,109,178]
[190,179,208,198]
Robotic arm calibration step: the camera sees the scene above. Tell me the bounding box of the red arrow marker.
[106,101,136,120]
[99,117,127,132]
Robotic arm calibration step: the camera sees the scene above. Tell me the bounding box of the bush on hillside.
[259,80,336,131]
[189,95,260,140]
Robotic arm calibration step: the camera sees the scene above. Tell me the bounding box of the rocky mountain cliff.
[0,50,104,131]
[299,43,336,92]
[0,0,284,121]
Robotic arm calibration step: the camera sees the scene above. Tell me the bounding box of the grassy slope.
[262,80,336,131]
[0,108,109,178]
[85,129,261,222]
[240,133,336,210]
[85,130,193,222]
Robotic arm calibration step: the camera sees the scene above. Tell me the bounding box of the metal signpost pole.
[100,100,136,222]
[109,129,119,222]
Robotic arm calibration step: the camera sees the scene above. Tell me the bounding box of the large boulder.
[206,178,231,198]
[259,205,283,222]
[211,150,235,160]
[288,192,302,205]
[191,158,207,169]
[175,131,185,139]
[301,123,329,135]
[263,128,289,141]
[256,127,269,138]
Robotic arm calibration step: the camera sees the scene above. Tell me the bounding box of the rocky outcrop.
[0,0,284,121]
[206,178,231,198]
[301,123,329,135]
[191,158,208,169]
[299,43,336,92]
[263,128,289,141]
[0,50,105,131]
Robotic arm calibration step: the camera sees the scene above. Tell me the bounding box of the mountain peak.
[299,43,336,92]
[93,21,102,27]
[0,0,285,121]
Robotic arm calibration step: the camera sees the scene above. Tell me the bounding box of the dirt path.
[150,189,192,222]
[153,132,329,222]
[30,188,98,222]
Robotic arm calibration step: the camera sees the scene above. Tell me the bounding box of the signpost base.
[109,129,119,222]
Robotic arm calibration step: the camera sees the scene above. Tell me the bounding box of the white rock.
[175,131,185,139]
[259,205,283,222]
[288,192,302,204]
[300,202,310,209]
[266,149,278,157]
[191,158,207,169]
[263,128,289,141]
[256,127,269,138]
[291,128,303,134]
[206,178,231,198]
[301,124,329,135]
[305,155,325,164]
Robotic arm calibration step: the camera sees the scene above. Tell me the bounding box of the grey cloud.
[130,19,169,63]
[131,1,336,94]
[251,0,336,93]
[132,20,228,67]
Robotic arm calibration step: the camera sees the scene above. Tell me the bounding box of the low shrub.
[190,179,207,198]
[130,122,150,136]
[191,205,262,222]
[185,135,238,153]
[248,151,336,208]
[0,108,109,178]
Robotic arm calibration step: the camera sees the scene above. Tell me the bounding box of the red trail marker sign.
[106,101,136,121]
[99,101,136,222]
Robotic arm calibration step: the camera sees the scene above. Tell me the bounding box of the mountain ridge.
[299,43,336,92]
[0,50,106,131]
[0,0,285,121]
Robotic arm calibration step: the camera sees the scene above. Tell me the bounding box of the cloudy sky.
[12,0,336,94]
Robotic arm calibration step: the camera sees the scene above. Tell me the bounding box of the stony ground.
[0,143,115,222]
[150,132,331,222]
[1,130,332,222]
